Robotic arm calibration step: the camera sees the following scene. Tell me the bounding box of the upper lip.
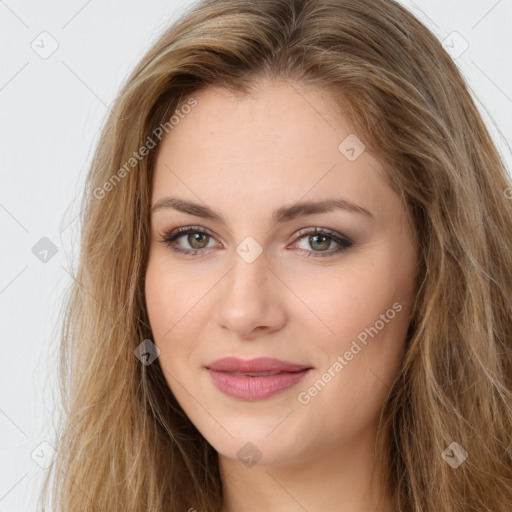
[205,357,312,373]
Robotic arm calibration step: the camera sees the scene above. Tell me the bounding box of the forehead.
[151,80,395,225]
[164,80,346,159]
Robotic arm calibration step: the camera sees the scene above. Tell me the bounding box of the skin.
[145,78,418,511]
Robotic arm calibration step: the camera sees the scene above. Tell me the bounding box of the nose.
[213,243,287,339]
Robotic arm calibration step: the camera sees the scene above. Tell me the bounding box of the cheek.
[295,254,410,347]
[145,254,206,338]
[145,262,172,340]
[296,251,413,396]
[315,293,408,391]
[297,297,409,444]
[144,256,214,387]
[145,260,192,359]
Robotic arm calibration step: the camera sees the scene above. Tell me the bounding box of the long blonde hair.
[40,0,512,510]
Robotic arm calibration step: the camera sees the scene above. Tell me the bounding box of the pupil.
[311,235,329,251]
[189,233,207,248]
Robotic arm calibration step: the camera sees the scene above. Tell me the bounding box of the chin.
[215,436,303,468]
[193,413,312,468]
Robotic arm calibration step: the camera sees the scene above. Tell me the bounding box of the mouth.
[223,370,286,376]
[205,357,313,401]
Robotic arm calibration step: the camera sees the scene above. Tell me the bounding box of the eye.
[158,226,353,258]
[159,226,220,256]
[291,227,353,258]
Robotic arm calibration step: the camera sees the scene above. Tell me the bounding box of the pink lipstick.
[205,357,312,401]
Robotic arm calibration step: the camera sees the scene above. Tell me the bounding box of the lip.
[205,357,313,401]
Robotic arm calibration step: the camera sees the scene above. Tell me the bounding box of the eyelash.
[158,225,353,258]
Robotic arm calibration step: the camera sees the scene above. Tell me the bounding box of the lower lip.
[206,368,311,401]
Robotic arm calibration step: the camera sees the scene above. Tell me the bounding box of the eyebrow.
[151,196,372,223]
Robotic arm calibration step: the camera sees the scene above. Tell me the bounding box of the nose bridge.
[229,236,269,293]
[212,235,287,337]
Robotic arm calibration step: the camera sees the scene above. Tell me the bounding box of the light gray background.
[0,1,511,510]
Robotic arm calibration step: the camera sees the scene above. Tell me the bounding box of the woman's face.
[145,79,417,467]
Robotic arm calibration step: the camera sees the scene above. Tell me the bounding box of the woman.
[40,0,512,510]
